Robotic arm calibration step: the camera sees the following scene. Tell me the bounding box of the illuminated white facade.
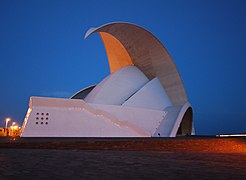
[21,22,194,137]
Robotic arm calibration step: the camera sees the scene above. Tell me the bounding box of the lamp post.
[11,122,18,136]
[5,118,10,136]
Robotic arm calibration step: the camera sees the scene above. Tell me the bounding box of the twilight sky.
[0,0,245,135]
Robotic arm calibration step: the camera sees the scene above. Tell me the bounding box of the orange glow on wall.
[99,32,133,73]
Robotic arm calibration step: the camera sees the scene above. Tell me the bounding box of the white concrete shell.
[21,22,194,137]
[84,65,148,105]
[122,77,172,111]
[85,22,187,106]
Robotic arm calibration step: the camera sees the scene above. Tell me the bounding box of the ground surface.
[0,149,245,179]
[1,137,246,152]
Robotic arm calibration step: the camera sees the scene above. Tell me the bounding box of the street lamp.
[5,118,11,136]
[5,118,10,129]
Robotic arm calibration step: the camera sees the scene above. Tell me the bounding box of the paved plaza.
[0,149,246,179]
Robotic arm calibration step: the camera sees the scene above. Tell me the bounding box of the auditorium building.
[21,22,194,137]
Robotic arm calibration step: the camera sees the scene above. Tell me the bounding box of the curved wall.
[85,65,149,105]
[122,77,172,110]
[85,22,188,105]
[99,32,133,73]
[153,102,193,137]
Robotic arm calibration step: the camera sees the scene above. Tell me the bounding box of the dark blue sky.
[0,0,245,135]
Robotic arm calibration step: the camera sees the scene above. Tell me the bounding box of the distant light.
[5,118,11,128]
[216,134,246,137]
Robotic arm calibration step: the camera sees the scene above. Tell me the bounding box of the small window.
[45,122,48,125]
[41,117,44,120]
[46,117,48,120]
[36,117,39,120]
[41,122,43,125]
[41,113,44,115]
[46,113,49,116]
[36,122,38,124]
[36,113,39,115]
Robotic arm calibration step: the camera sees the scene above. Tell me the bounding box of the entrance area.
[177,107,193,136]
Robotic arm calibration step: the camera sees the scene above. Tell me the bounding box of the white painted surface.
[153,102,192,137]
[122,77,172,110]
[21,97,150,137]
[21,96,191,137]
[85,65,149,105]
[90,103,166,136]
[170,102,193,137]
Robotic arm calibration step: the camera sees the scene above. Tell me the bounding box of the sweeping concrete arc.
[85,22,187,106]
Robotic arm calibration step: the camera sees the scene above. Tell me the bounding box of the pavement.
[0,136,246,153]
[0,149,245,179]
[0,137,245,179]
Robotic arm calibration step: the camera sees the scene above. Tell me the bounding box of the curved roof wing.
[70,85,96,100]
[85,22,187,105]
